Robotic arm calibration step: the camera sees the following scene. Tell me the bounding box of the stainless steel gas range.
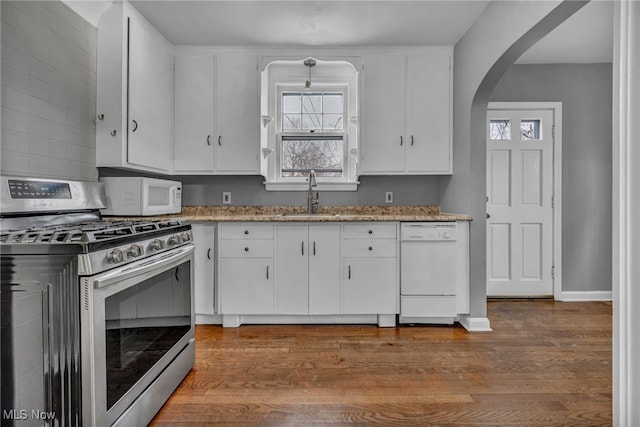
[0,176,195,427]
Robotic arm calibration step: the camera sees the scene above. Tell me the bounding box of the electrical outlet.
[222,192,231,205]
[385,192,393,203]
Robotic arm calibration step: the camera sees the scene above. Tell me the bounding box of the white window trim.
[261,59,359,191]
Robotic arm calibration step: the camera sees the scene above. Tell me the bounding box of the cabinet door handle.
[110,130,117,137]
[218,135,222,146]
[368,229,373,235]
[411,135,414,146]
[400,135,403,146]
[244,230,249,235]
[131,119,138,132]
[313,241,316,256]
[266,265,269,280]
[97,114,104,121]
[348,265,351,280]
[301,241,304,256]
[175,266,180,281]
[244,247,249,252]
[207,135,211,146]
[207,248,211,260]
[368,246,373,251]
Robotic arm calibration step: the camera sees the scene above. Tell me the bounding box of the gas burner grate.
[1,219,185,243]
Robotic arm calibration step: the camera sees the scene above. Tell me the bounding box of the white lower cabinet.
[218,224,275,317]
[275,225,341,315]
[342,224,399,315]
[275,225,310,314]
[219,258,274,314]
[308,226,342,314]
[343,258,397,314]
[191,223,216,321]
[217,222,399,326]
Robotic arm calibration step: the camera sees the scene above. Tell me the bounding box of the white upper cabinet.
[215,52,260,174]
[96,2,173,173]
[174,54,216,172]
[361,48,452,174]
[174,50,260,174]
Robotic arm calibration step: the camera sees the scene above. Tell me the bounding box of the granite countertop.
[119,205,472,222]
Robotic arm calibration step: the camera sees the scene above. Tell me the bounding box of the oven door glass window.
[103,260,191,409]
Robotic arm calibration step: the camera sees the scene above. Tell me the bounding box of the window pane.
[282,113,301,130]
[490,120,511,140]
[521,119,541,140]
[302,93,322,114]
[323,94,343,114]
[302,114,322,130]
[324,114,343,131]
[281,138,343,178]
[282,91,345,132]
[282,93,301,113]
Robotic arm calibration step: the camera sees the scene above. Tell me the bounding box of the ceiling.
[63,0,613,63]
[129,0,491,47]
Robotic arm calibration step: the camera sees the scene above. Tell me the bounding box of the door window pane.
[490,120,511,140]
[521,119,541,140]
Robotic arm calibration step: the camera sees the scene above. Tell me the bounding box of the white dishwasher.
[400,222,467,324]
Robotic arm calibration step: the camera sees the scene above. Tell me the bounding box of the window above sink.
[260,57,360,191]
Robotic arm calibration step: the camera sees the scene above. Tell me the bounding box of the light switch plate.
[385,192,393,203]
[222,192,231,204]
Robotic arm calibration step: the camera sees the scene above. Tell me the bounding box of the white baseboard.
[221,314,381,328]
[556,291,613,301]
[458,315,492,331]
[195,314,222,325]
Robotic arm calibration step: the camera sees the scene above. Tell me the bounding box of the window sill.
[264,181,359,191]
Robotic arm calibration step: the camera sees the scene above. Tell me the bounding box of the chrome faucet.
[307,170,319,214]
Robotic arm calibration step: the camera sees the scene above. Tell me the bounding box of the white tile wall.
[1,1,98,181]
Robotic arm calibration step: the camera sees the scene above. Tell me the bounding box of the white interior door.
[486,107,555,297]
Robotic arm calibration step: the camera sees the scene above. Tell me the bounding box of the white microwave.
[100,177,182,216]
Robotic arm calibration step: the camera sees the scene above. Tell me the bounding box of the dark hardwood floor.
[150,300,612,426]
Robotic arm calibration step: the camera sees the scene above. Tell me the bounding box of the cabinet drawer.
[343,239,397,258]
[343,224,397,239]
[400,296,457,317]
[220,224,274,240]
[219,239,274,258]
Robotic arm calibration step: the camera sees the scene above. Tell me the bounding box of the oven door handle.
[92,245,195,290]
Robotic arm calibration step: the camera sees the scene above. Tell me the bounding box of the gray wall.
[181,175,443,207]
[442,0,573,320]
[99,168,444,207]
[489,63,612,293]
[1,1,98,181]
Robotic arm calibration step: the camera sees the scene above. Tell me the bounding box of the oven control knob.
[150,239,165,251]
[106,248,126,264]
[167,235,181,246]
[181,233,191,242]
[128,244,144,258]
